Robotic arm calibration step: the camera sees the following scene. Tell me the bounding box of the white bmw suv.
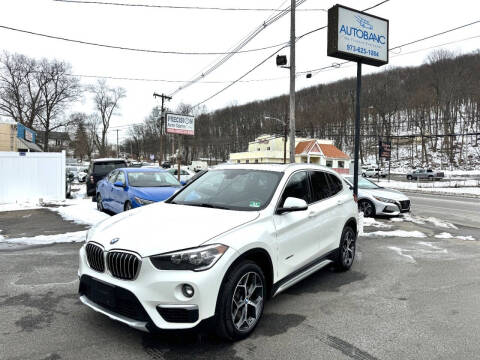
[78,164,358,340]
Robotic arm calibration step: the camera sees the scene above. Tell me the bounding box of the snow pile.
[371,179,480,196]
[387,246,416,263]
[51,201,109,226]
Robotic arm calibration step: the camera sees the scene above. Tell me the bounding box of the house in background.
[36,130,72,154]
[0,119,43,152]
[229,135,350,174]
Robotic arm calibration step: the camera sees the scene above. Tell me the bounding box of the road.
[406,192,480,229]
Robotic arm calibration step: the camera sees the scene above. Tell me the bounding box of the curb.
[402,189,480,199]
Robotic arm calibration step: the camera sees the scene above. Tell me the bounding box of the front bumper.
[78,244,237,332]
[374,199,410,216]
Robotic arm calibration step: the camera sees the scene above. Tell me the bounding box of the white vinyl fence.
[0,151,66,203]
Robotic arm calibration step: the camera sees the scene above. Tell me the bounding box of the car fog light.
[182,284,194,298]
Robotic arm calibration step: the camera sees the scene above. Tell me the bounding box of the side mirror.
[276,197,308,214]
[113,181,125,187]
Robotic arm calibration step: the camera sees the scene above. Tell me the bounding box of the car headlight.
[134,196,154,205]
[373,196,396,204]
[150,244,228,271]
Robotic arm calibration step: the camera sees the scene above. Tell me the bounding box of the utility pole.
[153,92,172,164]
[116,129,119,158]
[289,0,296,163]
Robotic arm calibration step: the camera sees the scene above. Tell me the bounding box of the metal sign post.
[327,4,389,199]
[166,113,195,182]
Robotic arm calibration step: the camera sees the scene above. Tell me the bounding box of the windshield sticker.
[249,201,261,208]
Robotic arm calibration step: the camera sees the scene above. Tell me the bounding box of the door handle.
[308,211,317,218]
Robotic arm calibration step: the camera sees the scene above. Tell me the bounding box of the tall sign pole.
[327,4,389,199]
[353,63,362,198]
[288,0,296,163]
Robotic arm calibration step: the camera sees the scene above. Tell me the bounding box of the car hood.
[130,186,181,202]
[89,202,260,257]
[360,187,408,201]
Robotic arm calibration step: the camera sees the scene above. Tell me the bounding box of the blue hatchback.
[96,168,182,214]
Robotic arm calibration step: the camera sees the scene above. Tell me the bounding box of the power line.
[53,0,327,12]
[300,18,480,75]
[192,0,392,107]
[168,0,307,97]
[0,24,289,56]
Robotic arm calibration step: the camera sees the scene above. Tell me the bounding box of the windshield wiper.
[185,202,230,210]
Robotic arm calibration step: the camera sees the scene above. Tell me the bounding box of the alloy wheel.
[97,195,103,211]
[342,229,356,267]
[231,272,263,332]
[359,200,373,217]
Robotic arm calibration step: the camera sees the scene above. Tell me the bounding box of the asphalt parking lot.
[1,195,479,360]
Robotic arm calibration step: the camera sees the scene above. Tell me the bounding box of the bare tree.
[89,80,126,157]
[36,59,82,151]
[0,52,45,127]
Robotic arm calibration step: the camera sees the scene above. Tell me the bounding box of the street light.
[265,116,288,164]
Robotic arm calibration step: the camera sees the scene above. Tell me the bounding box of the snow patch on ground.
[0,231,86,245]
[434,232,476,241]
[387,246,416,263]
[362,217,393,229]
[372,179,480,196]
[363,230,427,238]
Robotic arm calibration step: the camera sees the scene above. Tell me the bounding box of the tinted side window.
[310,171,331,202]
[326,173,343,196]
[279,171,310,206]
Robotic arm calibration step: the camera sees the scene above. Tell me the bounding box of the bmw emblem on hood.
[110,237,120,245]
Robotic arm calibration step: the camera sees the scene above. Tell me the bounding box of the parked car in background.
[362,167,386,178]
[78,168,88,183]
[406,168,444,181]
[167,167,195,184]
[189,160,208,172]
[343,175,410,217]
[79,164,358,340]
[86,158,128,197]
[96,168,181,214]
[66,171,74,198]
[161,161,171,168]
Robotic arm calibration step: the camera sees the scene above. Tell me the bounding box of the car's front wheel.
[335,226,356,271]
[215,261,265,341]
[124,201,132,211]
[358,199,375,217]
[407,175,412,180]
[97,194,104,212]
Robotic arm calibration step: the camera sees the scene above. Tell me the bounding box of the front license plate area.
[90,280,116,308]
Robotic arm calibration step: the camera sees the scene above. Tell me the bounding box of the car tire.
[215,260,266,341]
[358,199,375,218]
[97,194,104,212]
[362,173,366,177]
[124,201,132,211]
[335,226,356,271]
[407,175,412,180]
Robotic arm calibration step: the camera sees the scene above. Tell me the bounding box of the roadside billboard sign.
[166,113,195,136]
[327,4,389,67]
[379,140,392,159]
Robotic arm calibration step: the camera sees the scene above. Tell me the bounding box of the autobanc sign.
[327,4,389,67]
[166,113,195,136]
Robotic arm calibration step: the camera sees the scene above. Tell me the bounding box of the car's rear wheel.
[358,199,375,217]
[124,201,132,211]
[335,226,356,271]
[215,261,265,341]
[97,194,104,212]
[407,175,412,180]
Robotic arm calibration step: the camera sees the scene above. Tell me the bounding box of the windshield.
[344,176,380,189]
[93,162,125,176]
[170,169,283,211]
[127,171,180,187]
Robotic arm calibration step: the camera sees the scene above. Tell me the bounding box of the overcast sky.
[1,0,480,143]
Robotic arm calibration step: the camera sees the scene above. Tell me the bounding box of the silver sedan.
[343,176,410,217]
